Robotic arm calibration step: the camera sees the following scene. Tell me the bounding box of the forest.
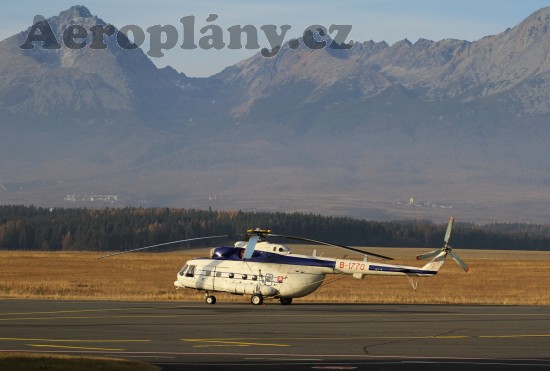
[0,205,549,251]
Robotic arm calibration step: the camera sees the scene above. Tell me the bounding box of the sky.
[2,0,549,77]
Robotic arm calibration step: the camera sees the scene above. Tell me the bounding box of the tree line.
[0,205,549,251]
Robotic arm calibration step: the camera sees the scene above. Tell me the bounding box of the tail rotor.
[416,217,469,273]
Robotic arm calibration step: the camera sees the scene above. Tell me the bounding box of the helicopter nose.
[174,279,184,288]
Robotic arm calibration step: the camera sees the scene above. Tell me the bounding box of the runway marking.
[479,334,550,339]
[182,339,291,347]
[192,344,251,348]
[182,334,550,342]
[26,344,124,351]
[244,358,325,361]
[0,337,150,343]
[124,355,177,359]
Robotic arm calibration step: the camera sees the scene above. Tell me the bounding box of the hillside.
[1,6,550,222]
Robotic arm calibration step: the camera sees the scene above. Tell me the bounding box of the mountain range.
[1,5,550,223]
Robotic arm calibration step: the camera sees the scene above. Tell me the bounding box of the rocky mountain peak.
[392,38,413,48]
[510,6,550,48]
[60,5,93,19]
[0,5,184,124]
[45,5,102,37]
[522,6,550,25]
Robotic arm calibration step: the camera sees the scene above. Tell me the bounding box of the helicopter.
[99,217,468,305]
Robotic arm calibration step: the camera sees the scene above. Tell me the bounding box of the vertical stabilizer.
[421,251,448,273]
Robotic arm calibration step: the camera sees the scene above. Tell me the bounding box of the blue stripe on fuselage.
[368,264,436,275]
[200,246,336,268]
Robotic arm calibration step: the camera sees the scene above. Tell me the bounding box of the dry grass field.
[1,247,549,305]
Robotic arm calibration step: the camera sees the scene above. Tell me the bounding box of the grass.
[1,247,550,305]
[0,353,159,371]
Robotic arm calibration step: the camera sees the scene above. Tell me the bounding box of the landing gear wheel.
[205,295,217,304]
[280,297,292,305]
[250,294,263,305]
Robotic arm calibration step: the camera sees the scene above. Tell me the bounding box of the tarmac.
[1,300,549,370]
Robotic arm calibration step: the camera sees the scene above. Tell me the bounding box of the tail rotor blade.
[243,235,259,259]
[450,250,470,273]
[444,217,454,245]
[416,249,441,261]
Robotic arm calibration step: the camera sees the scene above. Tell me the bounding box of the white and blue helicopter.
[100,217,468,305]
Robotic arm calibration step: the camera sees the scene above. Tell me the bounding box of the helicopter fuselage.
[175,248,332,299]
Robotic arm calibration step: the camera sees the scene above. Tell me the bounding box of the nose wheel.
[250,294,263,305]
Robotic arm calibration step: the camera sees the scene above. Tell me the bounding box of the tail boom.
[334,259,442,277]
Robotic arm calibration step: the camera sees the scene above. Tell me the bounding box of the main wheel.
[205,295,217,304]
[250,294,263,305]
[280,297,292,305]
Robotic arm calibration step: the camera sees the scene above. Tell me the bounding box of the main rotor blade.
[416,249,442,261]
[450,250,470,273]
[243,235,259,259]
[444,217,454,245]
[97,235,230,259]
[272,235,393,261]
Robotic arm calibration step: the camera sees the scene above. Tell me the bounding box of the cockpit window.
[185,265,196,277]
[179,264,189,276]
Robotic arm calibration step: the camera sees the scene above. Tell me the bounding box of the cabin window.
[242,274,248,280]
[216,272,222,277]
[179,264,188,276]
[204,270,211,277]
[252,275,258,281]
[185,265,196,277]
[228,273,234,279]
[265,274,273,283]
